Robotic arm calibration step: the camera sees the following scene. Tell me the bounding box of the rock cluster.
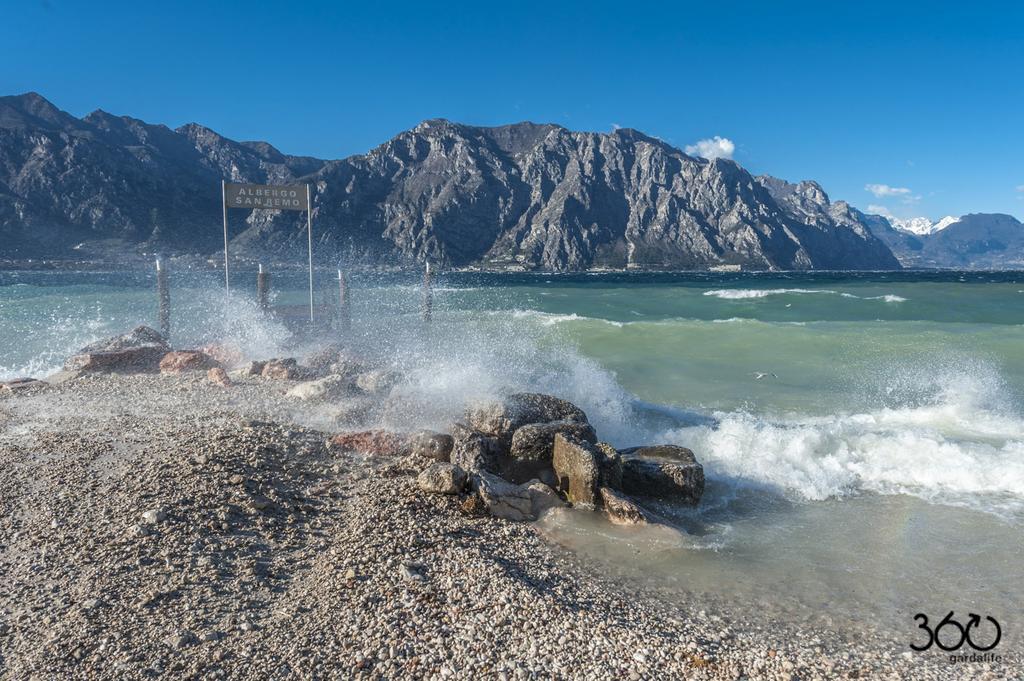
[416,393,705,527]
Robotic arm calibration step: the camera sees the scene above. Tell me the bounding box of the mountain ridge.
[0,92,902,270]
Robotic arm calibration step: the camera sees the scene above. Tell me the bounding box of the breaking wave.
[703,288,906,302]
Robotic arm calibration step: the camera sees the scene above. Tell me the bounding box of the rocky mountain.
[862,211,1024,269]
[0,92,901,270]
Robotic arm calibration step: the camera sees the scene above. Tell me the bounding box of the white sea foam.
[703,288,906,303]
[654,374,1024,520]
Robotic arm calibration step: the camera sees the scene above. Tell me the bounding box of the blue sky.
[3,0,1022,220]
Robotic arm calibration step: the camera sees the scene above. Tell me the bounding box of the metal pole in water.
[257,262,270,312]
[306,184,314,325]
[422,261,433,323]
[337,269,350,333]
[156,259,170,341]
[221,179,230,296]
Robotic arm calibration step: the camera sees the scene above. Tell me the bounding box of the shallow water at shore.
[2,268,1022,656]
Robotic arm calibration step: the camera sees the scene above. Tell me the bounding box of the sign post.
[221,181,315,322]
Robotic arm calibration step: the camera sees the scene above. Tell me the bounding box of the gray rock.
[261,358,302,380]
[77,326,168,354]
[285,375,355,401]
[472,472,563,521]
[449,424,507,474]
[466,393,589,438]
[417,462,467,495]
[619,448,705,505]
[551,434,601,506]
[65,345,168,374]
[599,487,650,526]
[409,431,454,462]
[510,420,597,463]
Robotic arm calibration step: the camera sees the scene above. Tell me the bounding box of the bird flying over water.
[752,372,778,380]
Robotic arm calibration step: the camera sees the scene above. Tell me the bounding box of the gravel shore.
[0,372,1010,679]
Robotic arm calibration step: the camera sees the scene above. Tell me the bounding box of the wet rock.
[594,442,623,490]
[473,472,564,521]
[507,420,596,482]
[328,430,407,457]
[286,375,355,401]
[199,343,244,369]
[552,434,602,506]
[620,447,704,505]
[261,358,302,380]
[302,344,345,373]
[207,366,231,387]
[65,346,167,374]
[355,369,401,395]
[409,431,454,462]
[523,480,566,516]
[417,462,467,495]
[466,393,589,438]
[599,487,650,526]
[77,326,168,354]
[449,424,507,474]
[159,350,219,374]
[235,360,267,377]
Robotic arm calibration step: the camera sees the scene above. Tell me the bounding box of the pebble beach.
[0,344,1004,680]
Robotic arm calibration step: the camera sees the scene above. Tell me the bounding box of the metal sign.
[224,182,308,211]
[220,180,316,322]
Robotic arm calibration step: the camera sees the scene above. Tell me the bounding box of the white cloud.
[867,204,893,217]
[1016,184,1024,193]
[685,136,735,160]
[865,183,912,198]
[611,123,622,131]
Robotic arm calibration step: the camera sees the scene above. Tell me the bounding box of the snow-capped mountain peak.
[889,215,960,236]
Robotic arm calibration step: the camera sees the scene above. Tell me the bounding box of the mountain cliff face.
[0,93,900,270]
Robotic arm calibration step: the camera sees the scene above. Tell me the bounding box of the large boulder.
[551,434,602,506]
[619,447,704,505]
[449,424,507,474]
[64,325,170,373]
[472,472,565,521]
[417,463,467,495]
[551,434,623,506]
[510,420,597,463]
[77,326,168,354]
[408,431,454,462]
[159,350,219,374]
[285,375,355,401]
[466,393,589,438]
